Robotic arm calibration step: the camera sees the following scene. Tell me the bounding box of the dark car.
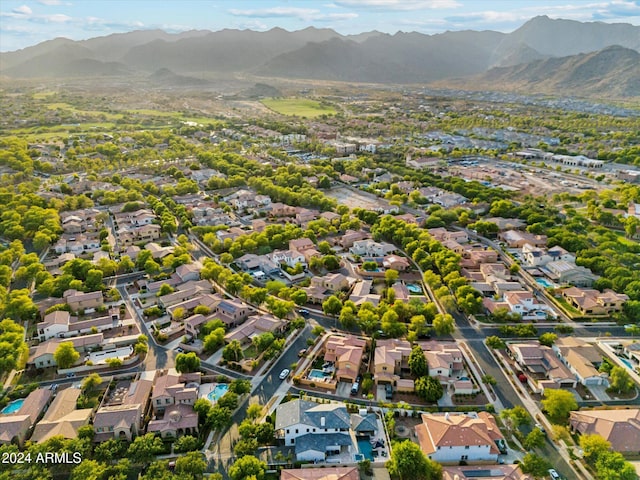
[298,309,310,317]
[385,384,393,400]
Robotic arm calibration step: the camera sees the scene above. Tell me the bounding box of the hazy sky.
[1,0,639,51]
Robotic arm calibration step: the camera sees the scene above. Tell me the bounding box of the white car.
[279,369,290,380]
[548,469,561,480]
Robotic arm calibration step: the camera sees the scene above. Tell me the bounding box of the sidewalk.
[459,341,504,411]
[486,342,594,480]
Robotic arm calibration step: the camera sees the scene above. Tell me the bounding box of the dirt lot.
[326,186,391,210]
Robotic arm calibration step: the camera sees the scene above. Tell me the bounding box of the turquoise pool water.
[407,284,422,294]
[308,369,329,380]
[357,438,374,460]
[536,278,554,288]
[620,358,634,370]
[1,398,24,414]
[207,384,229,403]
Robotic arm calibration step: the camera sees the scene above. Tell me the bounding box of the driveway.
[336,381,353,398]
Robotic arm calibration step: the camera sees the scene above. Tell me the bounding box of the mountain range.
[1,16,639,97]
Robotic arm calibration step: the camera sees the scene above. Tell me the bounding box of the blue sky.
[1,0,639,51]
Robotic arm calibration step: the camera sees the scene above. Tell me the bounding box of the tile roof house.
[498,230,547,248]
[30,388,92,443]
[63,289,104,311]
[374,339,412,386]
[507,341,577,391]
[382,255,410,271]
[275,399,353,462]
[542,260,598,287]
[147,403,198,439]
[28,333,104,368]
[280,466,359,480]
[93,378,154,442]
[0,388,52,446]
[151,369,199,414]
[349,280,381,307]
[442,465,533,480]
[416,412,505,463]
[37,307,119,341]
[324,335,367,383]
[561,287,629,315]
[224,314,287,345]
[569,409,640,454]
[552,338,608,387]
[349,239,396,257]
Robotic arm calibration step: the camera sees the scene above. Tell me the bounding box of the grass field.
[261,98,336,118]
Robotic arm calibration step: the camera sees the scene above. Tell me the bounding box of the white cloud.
[229,7,320,19]
[228,6,358,22]
[12,5,33,15]
[334,0,461,10]
[37,0,66,5]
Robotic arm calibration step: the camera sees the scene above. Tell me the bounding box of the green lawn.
[261,98,336,118]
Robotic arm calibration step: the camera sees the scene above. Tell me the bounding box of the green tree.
[519,453,552,478]
[408,345,428,378]
[255,422,274,445]
[385,269,399,286]
[222,340,244,362]
[339,306,357,329]
[538,332,558,347]
[81,373,102,392]
[247,404,263,421]
[174,435,199,453]
[234,438,258,457]
[208,405,232,431]
[175,352,201,373]
[323,255,340,271]
[94,438,126,463]
[127,433,163,466]
[499,406,531,430]
[415,376,443,402]
[157,283,175,296]
[70,459,107,480]
[579,434,612,466]
[175,451,207,479]
[523,428,545,450]
[204,327,226,353]
[54,341,80,369]
[608,366,635,394]
[322,295,343,317]
[228,455,266,480]
[595,452,637,480]
[541,389,578,424]
[387,440,442,480]
[432,313,455,336]
[486,336,506,349]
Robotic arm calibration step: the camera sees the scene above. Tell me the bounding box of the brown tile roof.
[417,412,504,455]
[281,467,359,480]
[570,409,640,453]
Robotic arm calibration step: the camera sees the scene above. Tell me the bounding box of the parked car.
[298,309,310,317]
[351,382,359,396]
[535,423,546,434]
[547,469,561,479]
[279,369,290,380]
[385,384,393,400]
[298,349,307,357]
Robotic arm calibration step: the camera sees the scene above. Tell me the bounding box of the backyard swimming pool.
[536,278,554,288]
[357,438,374,461]
[308,369,331,380]
[207,384,229,403]
[1,398,24,414]
[620,357,635,370]
[407,284,422,294]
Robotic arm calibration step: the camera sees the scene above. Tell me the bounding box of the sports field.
[261,98,336,118]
